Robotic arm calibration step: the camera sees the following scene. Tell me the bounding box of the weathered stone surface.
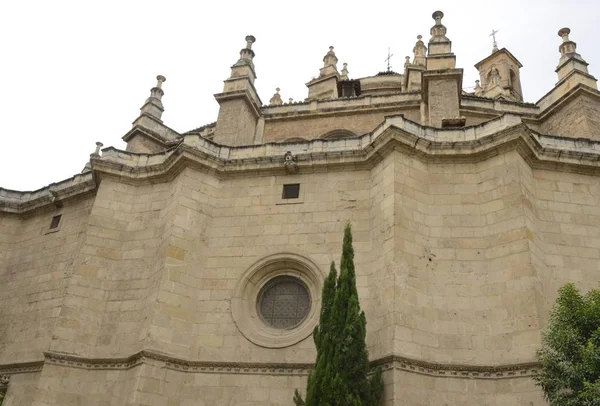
[2,10,600,406]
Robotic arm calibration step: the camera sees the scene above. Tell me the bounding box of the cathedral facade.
[2,10,600,405]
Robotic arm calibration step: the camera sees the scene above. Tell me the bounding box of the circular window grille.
[231,253,323,348]
[258,276,311,329]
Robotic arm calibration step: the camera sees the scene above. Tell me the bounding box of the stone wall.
[0,196,92,364]
[540,93,600,140]
[214,99,259,146]
[262,108,421,142]
[426,78,460,127]
[2,132,600,404]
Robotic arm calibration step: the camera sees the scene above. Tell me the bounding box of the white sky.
[1,0,598,191]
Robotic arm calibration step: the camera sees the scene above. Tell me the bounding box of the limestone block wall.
[391,151,541,365]
[391,369,544,405]
[194,169,375,363]
[426,79,459,127]
[144,168,219,359]
[540,93,600,140]
[28,364,138,406]
[127,361,307,406]
[0,197,92,364]
[2,372,41,406]
[48,177,184,357]
[125,135,167,154]
[367,152,397,360]
[528,164,600,324]
[262,108,421,142]
[214,99,259,146]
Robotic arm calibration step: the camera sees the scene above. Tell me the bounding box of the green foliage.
[294,224,383,406]
[534,283,600,405]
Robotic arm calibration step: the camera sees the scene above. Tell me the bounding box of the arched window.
[509,70,522,99]
[320,129,357,140]
[280,137,307,143]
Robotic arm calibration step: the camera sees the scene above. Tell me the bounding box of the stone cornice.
[0,351,539,380]
[5,114,600,213]
[90,114,600,186]
[0,172,96,215]
[0,360,44,375]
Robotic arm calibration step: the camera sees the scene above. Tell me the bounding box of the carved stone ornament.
[284,151,298,174]
[0,374,9,385]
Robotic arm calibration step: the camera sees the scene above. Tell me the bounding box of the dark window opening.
[50,215,62,229]
[282,184,300,199]
[337,79,361,98]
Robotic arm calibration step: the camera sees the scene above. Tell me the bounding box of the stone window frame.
[231,253,323,348]
[43,212,64,235]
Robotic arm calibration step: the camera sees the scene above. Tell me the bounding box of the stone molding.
[231,253,324,348]
[0,352,539,380]
[373,355,540,380]
[0,172,95,215]
[4,113,600,213]
[0,360,44,375]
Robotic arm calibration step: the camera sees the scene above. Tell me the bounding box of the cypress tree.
[294,224,383,405]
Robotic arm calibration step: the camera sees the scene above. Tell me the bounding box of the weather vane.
[490,29,499,51]
[385,47,393,72]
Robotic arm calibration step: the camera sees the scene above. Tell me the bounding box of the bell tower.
[474,32,524,101]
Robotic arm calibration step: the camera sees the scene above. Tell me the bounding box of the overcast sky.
[1,0,597,191]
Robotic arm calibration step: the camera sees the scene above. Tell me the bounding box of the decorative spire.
[555,27,593,82]
[429,11,449,43]
[474,80,482,95]
[83,141,103,172]
[412,35,427,65]
[237,35,256,65]
[139,75,166,121]
[269,88,283,105]
[323,46,338,69]
[558,28,576,56]
[340,63,349,80]
[91,142,103,158]
[490,29,499,53]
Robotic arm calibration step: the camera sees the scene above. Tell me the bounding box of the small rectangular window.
[50,215,62,229]
[282,184,300,199]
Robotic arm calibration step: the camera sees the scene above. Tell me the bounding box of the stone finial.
[430,10,449,42]
[269,88,283,105]
[553,27,594,84]
[91,141,103,157]
[323,46,338,68]
[412,35,427,65]
[474,80,482,95]
[404,56,410,67]
[138,75,166,121]
[288,98,294,104]
[245,35,256,50]
[558,27,577,55]
[340,63,349,80]
[237,35,257,64]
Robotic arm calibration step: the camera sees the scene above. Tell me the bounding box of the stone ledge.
[0,351,539,380]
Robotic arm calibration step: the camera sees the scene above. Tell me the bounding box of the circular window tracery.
[258,276,311,329]
[231,253,323,348]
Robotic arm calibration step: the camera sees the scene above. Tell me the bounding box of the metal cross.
[385,47,393,72]
[489,29,499,50]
